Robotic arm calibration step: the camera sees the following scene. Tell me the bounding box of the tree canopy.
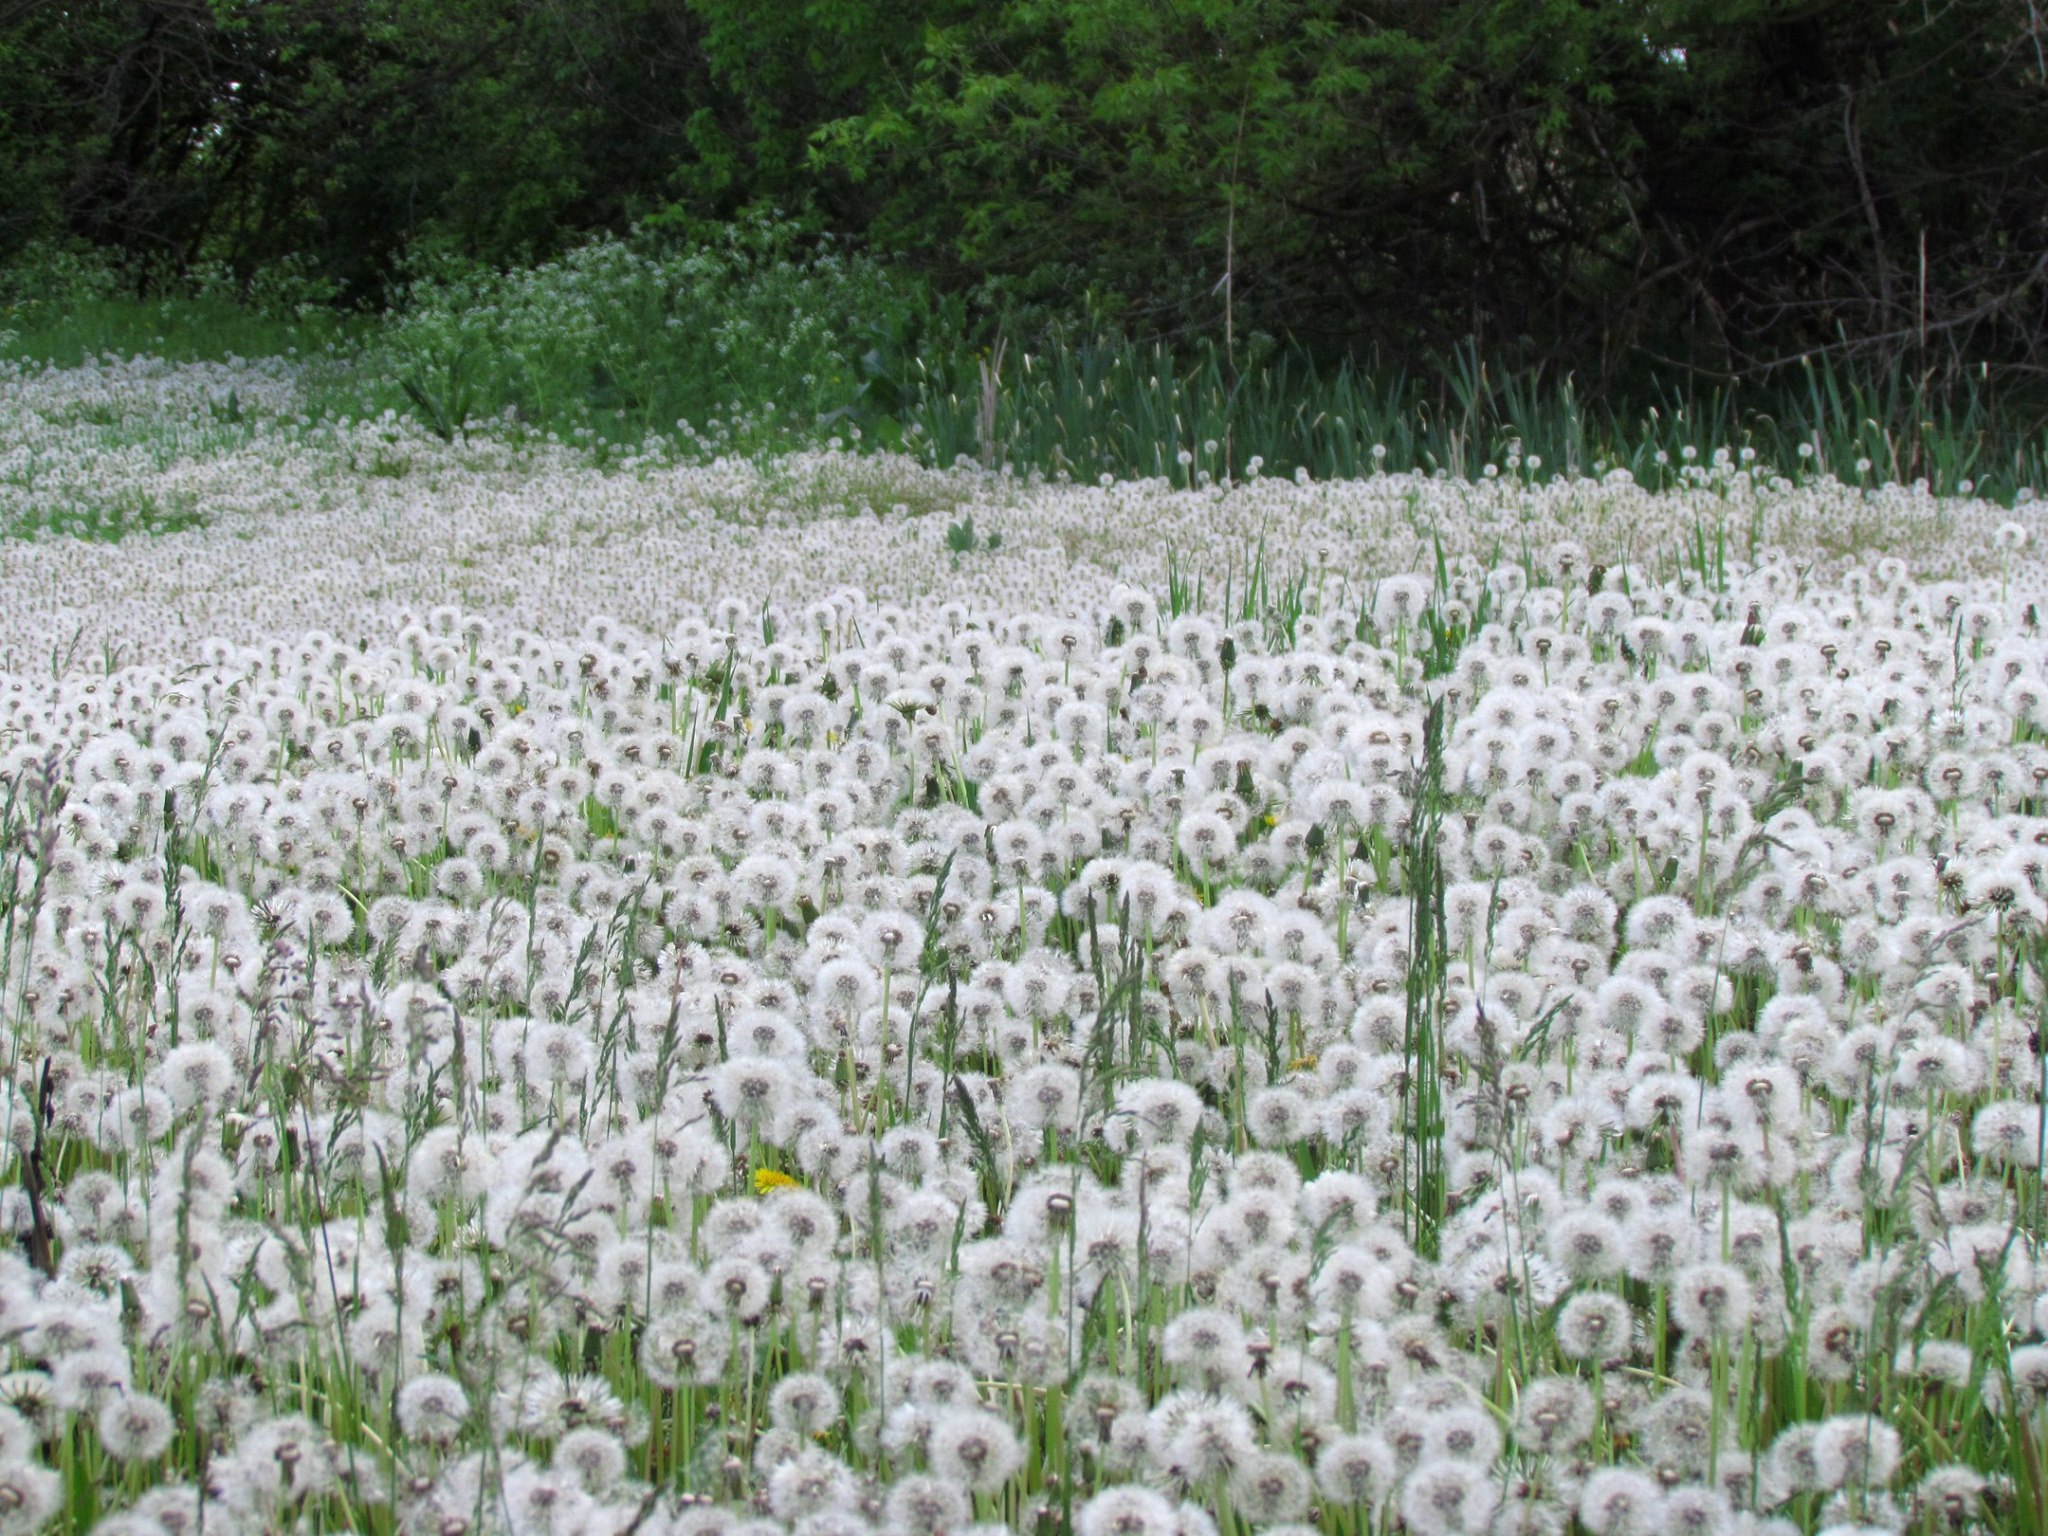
[6,0,2046,389]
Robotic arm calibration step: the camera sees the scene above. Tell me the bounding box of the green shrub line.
[4,230,2044,509]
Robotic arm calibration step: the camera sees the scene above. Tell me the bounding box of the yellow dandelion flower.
[753,1168,803,1196]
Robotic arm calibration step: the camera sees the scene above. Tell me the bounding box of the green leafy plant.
[945,513,1000,559]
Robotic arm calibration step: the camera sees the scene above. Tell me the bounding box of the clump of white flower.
[0,355,2042,1533]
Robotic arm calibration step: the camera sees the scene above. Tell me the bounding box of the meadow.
[0,345,2045,1536]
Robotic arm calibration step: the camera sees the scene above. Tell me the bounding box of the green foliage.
[803,0,2048,391]
[0,243,354,367]
[350,216,946,456]
[5,227,2044,506]
[0,0,775,299]
[6,487,205,544]
[943,513,1000,558]
[5,0,2047,405]
[9,0,2048,508]
[396,345,480,444]
[895,332,2048,504]
[1400,697,1449,1259]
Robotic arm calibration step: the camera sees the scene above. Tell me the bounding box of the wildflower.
[1670,1261,1753,1338]
[887,1474,973,1536]
[768,1373,839,1437]
[1555,1291,1635,1362]
[1637,1386,1716,1476]
[396,1374,471,1447]
[761,1446,856,1521]
[700,1256,775,1323]
[49,1351,129,1413]
[708,1056,796,1130]
[1893,1339,1973,1390]
[97,1391,175,1462]
[1767,1422,1823,1496]
[552,1426,627,1492]
[1399,1459,1500,1536]
[1161,1309,1246,1379]
[1546,1208,1626,1281]
[1246,1086,1313,1147]
[1811,1413,1902,1490]
[1155,1393,1256,1484]
[1315,1432,1397,1509]
[0,1462,59,1534]
[407,1126,488,1204]
[1077,1486,1180,1536]
[1227,1453,1313,1524]
[1006,1062,1083,1136]
[1421,1403,1501,1464]
[1620,1205,1697,1284]
[1660,1486,1733,1536]
[640,1308,732,1389]
[159,1042,235,1115]
[1579,1467,1663,1536]
[1914,1464,1988,1527]
[1111,1078,1204,1150]
[221,1413,335,1510]
[1806,1305,1864,1384]
[926,1406,1024,1494]
[1513,1375,1594,1454]
[1971,1101,2043,1168]
[2010,1342,2048,1407]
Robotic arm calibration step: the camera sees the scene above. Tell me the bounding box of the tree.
[3,0,2042,391]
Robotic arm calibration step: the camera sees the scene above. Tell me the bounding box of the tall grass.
[0,244,358,367]
[903,336,2048,502]
[4,231,2044,502]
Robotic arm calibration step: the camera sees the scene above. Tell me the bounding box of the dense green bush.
[7,228,2045,503]
[8,0,2048,400]
[354,216,951,457]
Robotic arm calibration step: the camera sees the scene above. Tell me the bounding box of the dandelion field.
[2,356,2048,1536]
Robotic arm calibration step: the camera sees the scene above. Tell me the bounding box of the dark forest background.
[5,0,2048,485]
